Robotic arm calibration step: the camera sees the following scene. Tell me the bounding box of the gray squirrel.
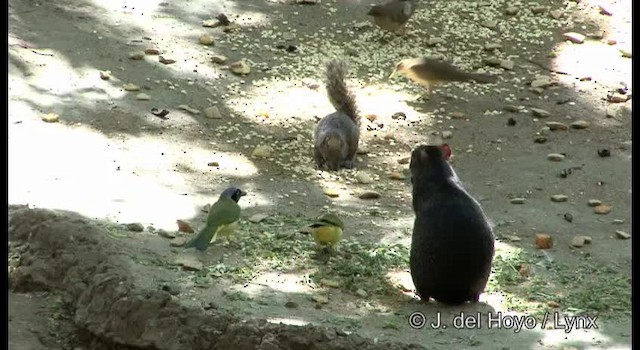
[314,60,360,171]
[409,144,495,305]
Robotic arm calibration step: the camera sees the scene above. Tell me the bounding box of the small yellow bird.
[309,213,344,250]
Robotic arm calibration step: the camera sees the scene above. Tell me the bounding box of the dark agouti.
[409,144,495,305]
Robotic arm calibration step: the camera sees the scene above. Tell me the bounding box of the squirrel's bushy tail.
[325,60,360,125]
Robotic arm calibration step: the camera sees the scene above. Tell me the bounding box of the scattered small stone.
[365,114,378,122]
[204,106,223,119]
[207,161,219,167]
[426,37,444,46]
[480,20,498,29]
[358,191,381,200]
[145,48,160,55]
[176,219,194,233]
[159,56,176,64]
[124,223,144,232]
[123,83,141,91]
[546,121,569,131]
[483,57,502,67]
[210,55,227,64]
[202,19,218,27]
[41,113,59,123]
[534,136,547,144]
[550,194,568,202]
[284,301,299,309]
[612,219,625,224]
[389,172,406,180]
[598,4,613,15]
[157,229,176,239]
[324,189,340,198]
[531,108,551,118]
[321,279,341,288]
[312,295,329,304]
[615,231,630,239]
[356,146,369,155]
[607,93,630,103]
[587,199,602,207]
[507,118,516,126]
[547,301,561,308]
[620,49,632,58]
[593,205,612,214]
[531,5,547,14]
[199,34,215,45]
[547,153,565,161]
[441,130,453,139]
[549,10,564,19]
[162,284,181,295]
[570,120,590,129]
[177,105,200,115]
[510,198,526,204]
[530,87,545,95]
[535,233,553,249]
[174,254,203,271]
[229,60,250,75]
[500,60,514,70]
[136,93,151,101]
[579,76,592,81]
[170,237,189,247]
[597,149,611,157]
[504,235,521,242]
[570,236,588,248]
[355,172,374,184]
[539,127,551,135]
[251,145,274,158]
[563,32,586,44]
[222,23,241,33]
[99,70,111,80]
[449,111,466,119]
[248,213,269,223]
[391,112,407,120]
[129,51,145,60]
[563,213,573,222]
[530,76,553,88]
[484,43,503,51]
[355,289,368,298]
[503,105,522,113]
[505,6,519,15]
[397,157,411,165]
[151,108,170,118]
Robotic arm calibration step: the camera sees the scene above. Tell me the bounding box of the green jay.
[184,187,247,251]
[309,213,344,250]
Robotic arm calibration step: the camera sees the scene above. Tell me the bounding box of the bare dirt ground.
[8,0,632,349]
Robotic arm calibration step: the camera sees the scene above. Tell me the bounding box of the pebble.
[483,57,502,67]
[229,60,251,75]
[204,106,223,119]
[587,199,602,207]
[176,220,195,233]
[136,93,151,101]
[312,295,329,304]
[530,108,551,118]
[210,55,227,64]
[449,111,466,119]
[324,189,340,198]
[252,145,274,158]
[321,279,341,288]
[129,51,145,60]
[593,205,612,215]
[284,301,299,309]
[620,49,632,58]
[391,112,407,120]
[144,48,160,55]
[546,121,569,131]
[535,233,553,249]
[159,56,176,64]
[99,70,111,80]
[441,131,453,139]
[248,213,270,223]
[484,43,503,51]
[177,105,200,115]
[563,213,573,222]
[510,198,526,204]
[563,32,586,44]
[426,38,444,46]
[157,229,176,239]
[570,236,591,248]
[356,146,369,155]
[531,5,547,14]
[607,93,630,103]
[161,284,181,296]
[389,172,406,180]
[570,120,590,129]
[202,19,218,27]
[504,105,523,113]
[170,237,189,247]
[505,6,519,15]
[123,83,141,91]
[612,219,625,224]
[207,162,219,167]
[550,194,568,202]
[530,76,553,88]
[199,34,215,45]
[534,136,547,144]
[355,172,374,184]
[41,113,60,123]
[547,153,565,161]
[174,255,203,271]
[500,60,514,70]
[355,289,368,298]
[549,10,564,19]
[615,231,630,240]
[358,191,381,200]
[365,114,378,122]
[481,20,498,29]
[599,4,613,15]
[397,156,410,164]
[539,126,551,135]
[124,223,144,232]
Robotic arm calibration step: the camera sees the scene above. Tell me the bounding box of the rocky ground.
[8,0,632,349]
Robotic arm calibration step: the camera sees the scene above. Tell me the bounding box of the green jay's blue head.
[220,187,247,203]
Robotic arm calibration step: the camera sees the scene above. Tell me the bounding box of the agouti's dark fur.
[409,144,495,305]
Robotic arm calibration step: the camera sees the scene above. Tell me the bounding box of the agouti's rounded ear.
[441,144,452,160]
